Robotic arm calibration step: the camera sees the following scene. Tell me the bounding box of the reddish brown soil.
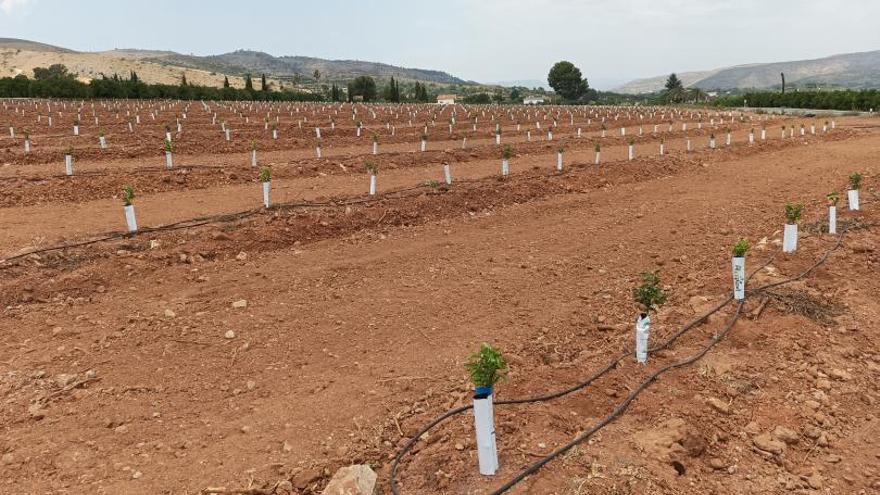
[0,102,877,495]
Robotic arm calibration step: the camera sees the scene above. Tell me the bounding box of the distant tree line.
[0,64,322,101]
[715,89,880,112]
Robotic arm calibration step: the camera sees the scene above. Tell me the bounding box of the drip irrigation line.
[486,301,745,495]
[389,221,859,495]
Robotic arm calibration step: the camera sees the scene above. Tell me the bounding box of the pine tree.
[223,76,230,88]
[261,73,268,92]
[180,73,188,86]
[244,74,254,91]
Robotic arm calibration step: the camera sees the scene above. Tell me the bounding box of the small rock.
[292,467,322,490]
[806,473,823,490]
[232,300,248,309]
[55,373,77,388]
[149,240,161,249]
[828,368,852,381]
[708,457,727,470]
[454,442,464,451]
[164,309,176,319]
[322,464,377,495]
[753,433,786,455]
[282,440,293,453]
[132,471,142,480]
[707,397,730,415]
[224,330,236,339]
[1,453,13,465]
[772,426,800,445]
[815,378,832,391]
[27,403,46,420]
[236,252,248,261]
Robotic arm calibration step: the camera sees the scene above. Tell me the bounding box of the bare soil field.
[0,100,877,495]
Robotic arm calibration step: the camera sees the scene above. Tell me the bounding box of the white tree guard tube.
[273,129,278,140]
[848,190,860,211]
[65,155,73,176]
[315,127,321,138]
[595,152,600,165]
[473,395,498,476]
[24,140,30,153]
[783,223,798,253]
[373,142,378,155]
[732,256,745,300]
[165,151,173,169]
[369,174,377,196]
[443,163,453,185]
[628,145,634,161]
[251,150,257,167]
[316,147,322,158]
[828,206,837,234]
[635,314,650,364]
[124,205,138,233]
[262,182,271,208]
[556,153,563,172]
[501,159,509,177]
[100,136,107,149]
[421,140,427,152]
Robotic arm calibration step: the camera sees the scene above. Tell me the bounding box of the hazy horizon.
[2,0,880,90]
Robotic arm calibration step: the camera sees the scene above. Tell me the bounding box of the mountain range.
[615,50,880,94]
[0,38,474,89]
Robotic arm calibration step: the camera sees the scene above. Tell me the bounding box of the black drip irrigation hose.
[389,221,856,494]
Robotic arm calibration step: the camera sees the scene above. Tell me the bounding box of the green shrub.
[849,172,862,190]
[784,202,803,223]
[465,343,507,388]
[122,186,135,206]
[259,167,271,183]
[502,145,513,160]
[633,272,667,314]
[365,161,379,175]
[827,191,839,205]
[732,239,750,257]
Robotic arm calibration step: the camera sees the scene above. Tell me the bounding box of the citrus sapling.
[732,239,749,300]
[122,186,137,233]
[827,192,839,234]
[848,172,862,210]
[632,271,667,363]
[783,202,803,252]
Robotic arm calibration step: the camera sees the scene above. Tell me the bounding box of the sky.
[2,0,880,90]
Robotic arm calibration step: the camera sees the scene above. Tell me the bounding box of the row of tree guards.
[460,172,863,477]
[52,115,837,178]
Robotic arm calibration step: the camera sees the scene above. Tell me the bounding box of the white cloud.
[1,0,34,15]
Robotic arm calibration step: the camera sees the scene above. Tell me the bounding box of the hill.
[615,50,880,93]
[0,38,474,89]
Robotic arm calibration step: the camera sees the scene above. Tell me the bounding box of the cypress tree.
[181,73,187,86]
[223,76,230,88]
[261,73,268,92]
[244,74,253,91]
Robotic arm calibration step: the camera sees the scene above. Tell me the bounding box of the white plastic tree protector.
[100,136,107,149]
[262,182,271,208]
[502,159,509,176]
[628,145,634,161]
[635,314,650,364]
[443,164,452,185]
[273,129,278,140]
[556,153,563,171]
[732,257,745,300]
[65,155,73,176]
[595,152,600,165]
[783,224,798,252]
[316,147,322,158]
[373,142,378,155]
[828,206,837,234]
[251,150,257,167]
[472,395,498,476]
[421,140,427,152]
[124,205,138,233]
[848,190,860,210]
[165,151,173,169]
[369,174,377,196]
[315,128,321,138]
